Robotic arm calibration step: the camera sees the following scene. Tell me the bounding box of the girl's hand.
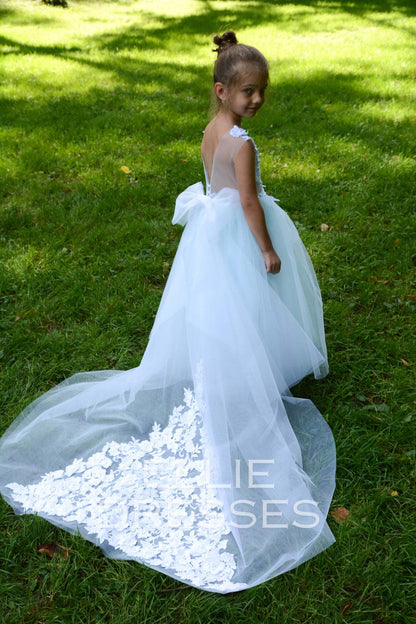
[263,249,281,274]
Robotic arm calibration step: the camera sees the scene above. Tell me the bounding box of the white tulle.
[0,126,335,593]
[7,370,246,592]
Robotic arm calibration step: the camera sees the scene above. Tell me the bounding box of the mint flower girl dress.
[0,126,336,593]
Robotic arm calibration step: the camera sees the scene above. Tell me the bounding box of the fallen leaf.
[14,316,20,322]
[374,403,390,413]
[330,506,350,523]
[341,602,351,617]
[162,262,170,271]
[320,223,330,232]
[389,490,399,497]
[37,543,69,559]
[120,166,131,174]
[181,159,188,163]
[401,358,410,367]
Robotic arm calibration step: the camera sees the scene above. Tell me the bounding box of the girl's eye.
[243,88,253,94]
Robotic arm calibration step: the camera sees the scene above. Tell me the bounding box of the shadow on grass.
[0,4,17,19]
[69,0,416,17]
[0,35,82,56]
[1,0,415,226]
[1,59,414,171]
[1,0,415,72]
[252,0,416,16]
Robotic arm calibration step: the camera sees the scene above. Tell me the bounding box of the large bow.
[172,182,212,226]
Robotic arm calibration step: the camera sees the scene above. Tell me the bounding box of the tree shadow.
[1,0,414,224]
[0,35,82,57]
[274,0,415,14]
[0,5,16,20]
[2,0,415,64]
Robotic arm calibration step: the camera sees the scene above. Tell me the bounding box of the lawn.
[0,0,415,622]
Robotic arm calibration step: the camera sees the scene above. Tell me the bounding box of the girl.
[0,32,336,594]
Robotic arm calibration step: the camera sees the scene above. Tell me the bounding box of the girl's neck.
[215,107,242,128]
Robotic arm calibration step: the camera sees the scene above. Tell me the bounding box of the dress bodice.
[202,125,265,197]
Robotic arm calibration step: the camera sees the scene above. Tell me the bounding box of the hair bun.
[213,30,238,55]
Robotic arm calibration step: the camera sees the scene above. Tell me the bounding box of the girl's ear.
[214,81,227,102]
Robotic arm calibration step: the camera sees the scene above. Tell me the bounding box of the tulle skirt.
[0,184,335,593]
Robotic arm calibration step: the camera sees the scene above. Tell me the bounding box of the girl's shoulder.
[220,127,253,165]
[202,122,251,141]
[229,125,250,140]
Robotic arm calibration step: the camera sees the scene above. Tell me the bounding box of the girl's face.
[216,65,268,121]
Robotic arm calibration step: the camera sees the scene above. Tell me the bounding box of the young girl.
[0,32,336,594]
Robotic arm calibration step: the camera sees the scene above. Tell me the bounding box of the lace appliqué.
[229,125,249,140]
[229,125,265,196]
[6,372,245,592]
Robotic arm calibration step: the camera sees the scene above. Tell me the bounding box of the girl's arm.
[235,140,281,274]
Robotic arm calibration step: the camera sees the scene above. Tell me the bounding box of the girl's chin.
[244,109,258,117]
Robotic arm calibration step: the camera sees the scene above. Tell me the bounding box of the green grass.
[1,0,415,622]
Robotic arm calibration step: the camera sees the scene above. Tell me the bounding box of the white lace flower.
[229,125,249,139]
[5,384,242,591]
